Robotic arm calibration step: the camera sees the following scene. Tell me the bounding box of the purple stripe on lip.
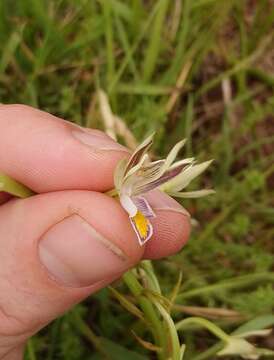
[132,196,156,218]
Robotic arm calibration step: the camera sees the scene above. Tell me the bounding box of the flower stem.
[176,317,230,342]
[123,270,167,360]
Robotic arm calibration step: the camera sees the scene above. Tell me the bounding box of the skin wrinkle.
[0,276,39,338]
[66,120,130,155]
[0,275,69,338]
[0,335,27,350]
[0,324,31,360]
[0,272,122,346]
[0,206,56,336]
[0,264,84,340]
[153,207,190,217]
[0,303,27,336]
[0,344,25,360]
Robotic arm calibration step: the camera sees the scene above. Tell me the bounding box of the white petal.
[120,194,138,217]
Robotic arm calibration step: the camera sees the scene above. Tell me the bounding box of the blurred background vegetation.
[0,0,274,359]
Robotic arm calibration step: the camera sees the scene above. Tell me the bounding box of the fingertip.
[0,190,145,338]
[80,192,144,265]
[143,210,191,259]
[0,105,130,193]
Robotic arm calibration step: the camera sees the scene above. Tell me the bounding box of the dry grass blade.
[165,61,192,114]
[169,0,182,42]
[97,89,137,149]
[113,115,138,150]
[222,78,232,106]
[131,331,162,353]
[98,89,117,140]
[173,305,245,321]
[168,271,183,312]
[109,286,145,322]
[222,77,236,126]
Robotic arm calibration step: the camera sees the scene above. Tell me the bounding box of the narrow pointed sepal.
[168,189,216,198]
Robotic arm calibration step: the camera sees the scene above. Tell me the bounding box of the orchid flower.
[113,133,214,246]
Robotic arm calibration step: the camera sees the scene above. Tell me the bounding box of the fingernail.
[39,215,128,287]
[72,128,128,152]
[145,190,190,217]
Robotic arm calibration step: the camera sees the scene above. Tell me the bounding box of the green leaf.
[142,0,169,82]
[0,24,25,74]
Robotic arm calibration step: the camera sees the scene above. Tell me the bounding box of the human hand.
[0,105,190,359]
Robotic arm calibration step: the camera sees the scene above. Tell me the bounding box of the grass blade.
[142,0,169,83]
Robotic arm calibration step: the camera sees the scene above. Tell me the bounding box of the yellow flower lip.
[130,211,153,246]
[133,211,150,238]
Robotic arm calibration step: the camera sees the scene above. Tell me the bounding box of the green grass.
[0,0,274,359]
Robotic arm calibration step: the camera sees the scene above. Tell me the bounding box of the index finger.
[0,105,129,193]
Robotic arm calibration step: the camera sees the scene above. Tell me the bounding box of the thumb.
[0,190,143,358]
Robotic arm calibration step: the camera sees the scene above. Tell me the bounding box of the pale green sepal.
[163,139,187,171]
[162,160,213,192]
[170,157,194,169]
[168,189,215,198]
[114,158,128,190]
